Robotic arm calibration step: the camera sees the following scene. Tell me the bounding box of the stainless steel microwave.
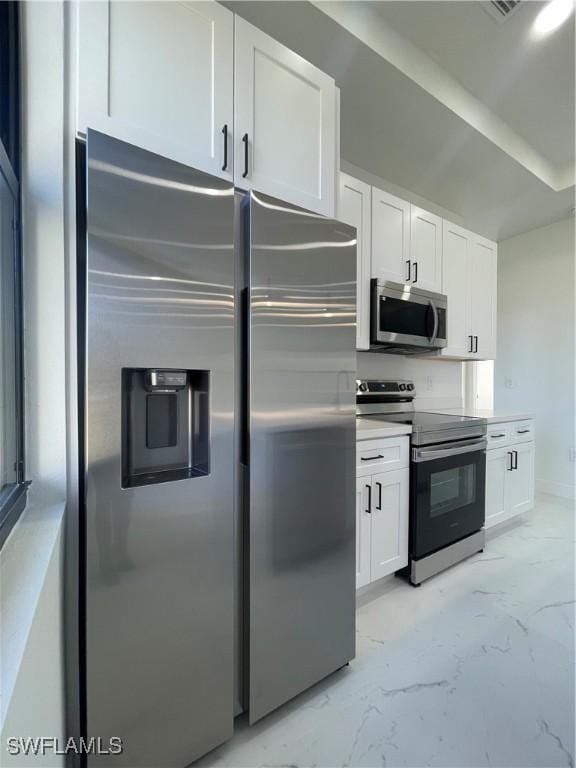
[370,280,447,353]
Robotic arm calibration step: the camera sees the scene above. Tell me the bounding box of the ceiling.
[372,1,575,173]
[225,1,575,241]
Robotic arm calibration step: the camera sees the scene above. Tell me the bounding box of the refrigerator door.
[246,191,357,723]
[84,131,235,766]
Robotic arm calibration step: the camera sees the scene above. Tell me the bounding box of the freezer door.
[84,131,235,766]
[246,191,357,723]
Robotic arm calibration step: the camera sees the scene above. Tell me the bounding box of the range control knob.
[407,383,414,391]
[359,382,369,393]
[398,383,406,391]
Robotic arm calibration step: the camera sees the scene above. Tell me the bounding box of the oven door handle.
[412,438,487,463]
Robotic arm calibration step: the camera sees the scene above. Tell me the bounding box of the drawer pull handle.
[517,429,530,434]
[361,454,384,461]
[490,434,506,438]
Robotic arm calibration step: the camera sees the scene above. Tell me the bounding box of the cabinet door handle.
[361,454,384,461]
[406,260,411,282]
[507,452,513,471]
[242,133,249,178]
[474,335,478,354]
[413,261,418,284]
[468,335,474,353]
[365,484,372,514]
[513,450,518,470]
[376,482,382,510]
[221,124,228,171]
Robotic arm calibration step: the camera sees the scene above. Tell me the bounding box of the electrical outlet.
[569,448,576,463]
[505,378,513,389]
[426,376,434,391]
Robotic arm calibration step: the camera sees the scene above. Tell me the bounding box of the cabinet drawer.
[510,420,535,444]
[356,436,409,474]
[486,424,511,449]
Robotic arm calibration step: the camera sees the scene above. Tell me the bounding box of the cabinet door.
[441,221,472,358]
[234,17,336,216]
[339,174,371,350]
[77,1,234,180]
[485,448,508,529]
[506,442,535,519]
[470,236,498,360]
[370,469,409,582]
[410,206,442,292]
[371,188,411,285]
[356,482,372,589]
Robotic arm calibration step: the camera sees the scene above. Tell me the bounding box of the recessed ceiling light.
[532,0,575,38]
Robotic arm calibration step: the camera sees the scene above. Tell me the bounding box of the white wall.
[495,216,575,499]
[0,2,68,763]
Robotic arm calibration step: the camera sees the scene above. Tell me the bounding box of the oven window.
[430,465,476,517]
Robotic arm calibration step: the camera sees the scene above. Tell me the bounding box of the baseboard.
[536,478,575,500]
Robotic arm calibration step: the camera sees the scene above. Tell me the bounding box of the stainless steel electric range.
[357,379,488,586]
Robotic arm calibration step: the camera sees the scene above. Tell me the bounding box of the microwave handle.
[429,301,439,343]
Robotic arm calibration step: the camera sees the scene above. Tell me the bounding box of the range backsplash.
[356,353,464,410]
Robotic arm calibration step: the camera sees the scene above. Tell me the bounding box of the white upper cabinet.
[409,206,442,292]
[470,235,498,360]
[338,173,371,350]
[371,188,411,285]
[77,1,234,180]
[234,17,336,216]
[441,221,472,358]
[440,223,497,360]
[371,191,441,292]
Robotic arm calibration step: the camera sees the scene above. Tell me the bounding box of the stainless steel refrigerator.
[67,130,356,767]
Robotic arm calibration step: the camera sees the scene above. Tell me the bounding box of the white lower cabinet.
[485,421,535,529]
[370,469,409,582]
[507,441,535,518]
[356,485,372,589]
[356,436,409,589]
[485,447,508,529]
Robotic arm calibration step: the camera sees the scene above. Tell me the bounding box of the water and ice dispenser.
[121,368,210,487]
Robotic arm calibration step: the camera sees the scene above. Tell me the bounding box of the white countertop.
[425,407,534,425]
[356,418,412,440]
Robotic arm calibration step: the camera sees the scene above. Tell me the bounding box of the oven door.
[410,439,486,559]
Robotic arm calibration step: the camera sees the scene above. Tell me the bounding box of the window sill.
[0,497,65,728]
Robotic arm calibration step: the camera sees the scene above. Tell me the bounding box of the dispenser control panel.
[145,370,188,391]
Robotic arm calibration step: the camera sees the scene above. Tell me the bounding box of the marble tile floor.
[198,494,574,768]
